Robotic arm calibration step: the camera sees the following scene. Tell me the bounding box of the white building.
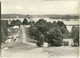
[12,26,19,28]
[63,39,73,46]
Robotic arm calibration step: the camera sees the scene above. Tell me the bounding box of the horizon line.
[1,13,79,15]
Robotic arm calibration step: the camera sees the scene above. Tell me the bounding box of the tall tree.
[16,19,21,26]
[11,20,16,26]
[22,18,28,25]
[71,26,79,45]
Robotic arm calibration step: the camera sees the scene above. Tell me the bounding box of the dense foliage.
[10,19,21,27]
[71,26,79,45]
[57,21,70,38]
[22,18,29,25]
[1,20,8,42]
[29,19,69,46]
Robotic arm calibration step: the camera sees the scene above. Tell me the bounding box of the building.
[12,26,19,28]
[63,39,73,46]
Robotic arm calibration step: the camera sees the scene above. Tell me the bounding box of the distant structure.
[26,15,33,22]
[63,39,73,46]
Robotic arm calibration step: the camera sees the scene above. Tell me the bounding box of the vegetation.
[22,18,29,25]
[46,27,63,46]
[2,17,78,47]
[1,20,8,42]
[1,19,21,42]
[10,19,21,27]
[2,14,79,19]
[57,21,70,38]
[71,26,79,46]
[29,19,69,47]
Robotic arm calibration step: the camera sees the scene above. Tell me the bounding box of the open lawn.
[43,47,79,58]
[2,42,37,51]
[2,46,79,58]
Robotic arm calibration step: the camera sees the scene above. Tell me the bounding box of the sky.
[1,1,79,15]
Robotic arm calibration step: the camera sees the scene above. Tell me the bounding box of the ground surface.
[2,47,79,58]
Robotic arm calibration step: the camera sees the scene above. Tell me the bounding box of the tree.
[28,19,69,47]
[71,26,79,45]
[28,21,35,25]
[22,18,28,25]
[1,20,8,36]
[11,20,16,26]
[16,19,21,26]
[29,25,45,47]
[10,19,21,26]
[57,21,70,38]
[1,27,7,42]
[46,27,63,46]
[29,25,41,40]
[57,21,66,28]
[1,20,8,42]
[36,19,48,36]
[36,19,47,26]
[36,34,45,47]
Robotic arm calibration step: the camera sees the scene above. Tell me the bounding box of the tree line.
[1,18,79,47]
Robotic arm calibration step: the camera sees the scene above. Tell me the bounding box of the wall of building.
[63,39,73,46]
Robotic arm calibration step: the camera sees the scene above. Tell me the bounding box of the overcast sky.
[2,1,79,15]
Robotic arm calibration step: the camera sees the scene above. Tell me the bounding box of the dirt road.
[20,25,27,43]
[20,25,36,46]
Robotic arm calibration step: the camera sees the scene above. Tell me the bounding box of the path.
[20,25,36,46]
